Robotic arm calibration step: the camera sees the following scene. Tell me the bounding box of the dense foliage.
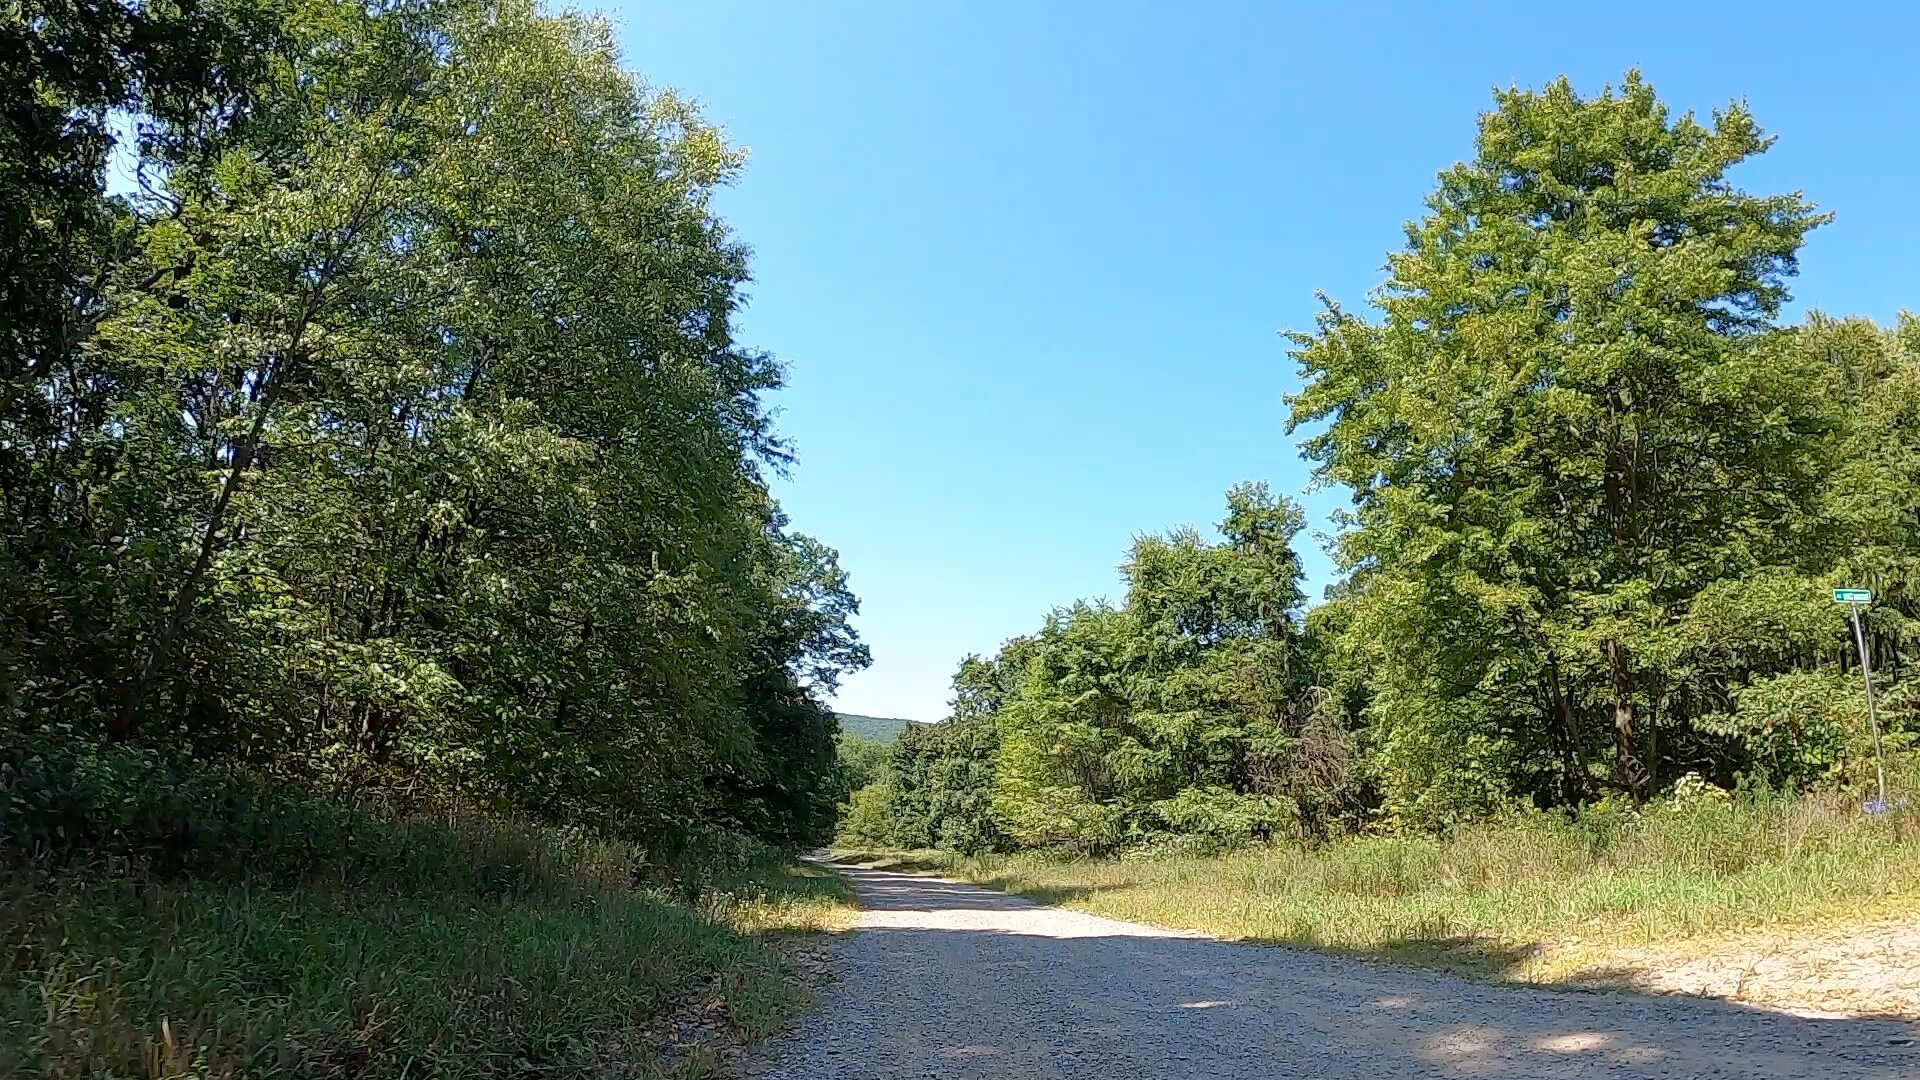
[842,484,1358,852]
[1,0,865,852]
[842,74,1919,852]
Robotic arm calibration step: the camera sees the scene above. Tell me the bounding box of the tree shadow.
[822,851,1108,909]
[820,855,1106,911]
[1242,929,1546,983]
[823,850,969,876]
[758,863,1920,1078]
[821,855,1920,1015]
[977,881,1099,907]
[767,859,860,906]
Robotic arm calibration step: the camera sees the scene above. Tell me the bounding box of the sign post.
[1834,588,1890,811]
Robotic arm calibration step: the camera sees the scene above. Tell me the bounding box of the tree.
[1288,73,1831,814]
[721,519,872,848]
[2,0,867,855]
[0,0,284,732]
[989,485,1334,850]
[869,649,1026,852]
[889,714,1004,851]
[835,733,893,794]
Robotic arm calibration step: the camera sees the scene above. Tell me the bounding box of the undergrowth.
[0,740,853,1078]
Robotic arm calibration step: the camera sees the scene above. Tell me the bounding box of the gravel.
[748,862,1920,1079]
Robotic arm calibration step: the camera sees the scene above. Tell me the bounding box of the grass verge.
[1,811,854,1079]
[834,786,1920,1008]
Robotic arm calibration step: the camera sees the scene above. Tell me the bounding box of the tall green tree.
[1288,73,1831,816]
[3,0,867,853]
[0,0,284,729]
[991,484,1330,850]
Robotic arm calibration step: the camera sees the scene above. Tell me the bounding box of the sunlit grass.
[837,785,1920,985]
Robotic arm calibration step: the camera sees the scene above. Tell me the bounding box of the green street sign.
[1834,588,1873,604]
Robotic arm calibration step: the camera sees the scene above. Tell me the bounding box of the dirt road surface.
[749,863,1918,1079]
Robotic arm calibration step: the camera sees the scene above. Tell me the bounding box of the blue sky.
[612,1,1920,721]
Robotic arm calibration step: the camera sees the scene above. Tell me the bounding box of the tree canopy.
[8,25,1914,861]
[2,0,866,851]
[843,73,1919,852]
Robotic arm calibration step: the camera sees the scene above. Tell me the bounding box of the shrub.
[1697,671,1862,787]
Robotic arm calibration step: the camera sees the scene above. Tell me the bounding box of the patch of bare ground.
[1562,916,1920,1021]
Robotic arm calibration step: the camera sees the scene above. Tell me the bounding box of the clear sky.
[611,1,1920,722]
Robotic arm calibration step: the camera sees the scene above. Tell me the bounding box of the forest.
[842,74,1920,853]
[2,0,866,853]
[2,0,866,1073]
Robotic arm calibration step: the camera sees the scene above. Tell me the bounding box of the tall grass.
[0,745,853,1079]
[842,783,1920,982]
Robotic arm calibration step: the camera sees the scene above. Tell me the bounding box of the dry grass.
[836,785,1920,1010]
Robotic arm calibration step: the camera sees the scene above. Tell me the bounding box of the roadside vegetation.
[836,73,1920,1004]
[839,777,1920,987]
[3,0,861,1075]
[3,753,856,1077]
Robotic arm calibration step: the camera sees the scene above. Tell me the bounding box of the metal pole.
[1850,600,1890,810]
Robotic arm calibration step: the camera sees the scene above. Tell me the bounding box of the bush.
[2,733,361,877]
[1697,671,1862,787]
[0,733,812,899]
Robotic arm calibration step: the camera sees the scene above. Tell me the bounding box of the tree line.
[843,73,1920,852]
[2,0,866,853]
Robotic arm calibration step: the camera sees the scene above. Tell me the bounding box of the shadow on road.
[850,876,1040,912]
[760,862,1920,1079]
[823,853,1104,909]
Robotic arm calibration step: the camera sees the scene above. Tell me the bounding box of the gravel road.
[750,862,1919,1079]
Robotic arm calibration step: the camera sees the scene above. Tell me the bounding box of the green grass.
[836,784,1920,985]
[1,811,854,1079]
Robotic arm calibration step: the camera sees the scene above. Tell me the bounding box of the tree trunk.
[1543,652,1585,805]
[1605,638,1646,799]
[114,376,281,738]
[114,166,395,735]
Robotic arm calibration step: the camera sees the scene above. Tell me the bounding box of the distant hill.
[836,712,916,742]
